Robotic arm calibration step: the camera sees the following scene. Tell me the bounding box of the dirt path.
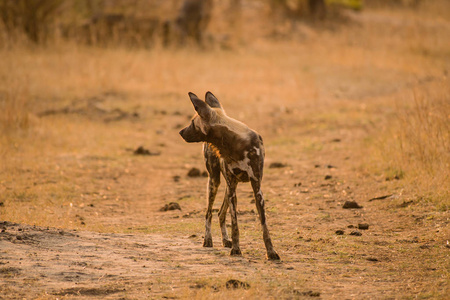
[1,157,448,300]
[1,79,449,299]
[1,220,332,299]
[1,221,250,298]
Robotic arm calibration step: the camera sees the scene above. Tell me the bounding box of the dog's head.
[179,91,223,143]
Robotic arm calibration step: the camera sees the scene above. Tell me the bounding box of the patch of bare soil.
[1,139,449,299]
[37,93,140,123]
[1,221,267,298]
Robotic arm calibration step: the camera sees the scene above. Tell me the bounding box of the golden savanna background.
[0,0,449,298]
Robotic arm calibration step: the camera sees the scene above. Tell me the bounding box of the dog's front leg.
[204,176,219,247]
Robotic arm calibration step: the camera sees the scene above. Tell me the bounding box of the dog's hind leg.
[203,144,221,247]
[226,179,241,256]
[251,179,280,260]
[218,192,232,248]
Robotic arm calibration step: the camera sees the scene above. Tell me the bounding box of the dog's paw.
[222,239,232,248]
[203,239,213,247]
[230,248,242,256]
[267,251,280,261]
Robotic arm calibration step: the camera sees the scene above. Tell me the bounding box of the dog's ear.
[205,91,222,109]
[188,92,212,120]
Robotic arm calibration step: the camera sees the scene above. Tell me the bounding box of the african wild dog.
[179,92,280,260]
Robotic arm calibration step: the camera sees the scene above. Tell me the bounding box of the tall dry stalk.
[0,79,31,134]
[380,79,449,205]
[399,82,449,173]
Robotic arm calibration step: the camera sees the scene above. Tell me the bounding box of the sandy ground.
[2,125,448,299]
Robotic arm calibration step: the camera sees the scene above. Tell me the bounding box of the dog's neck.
[206,124,254,162]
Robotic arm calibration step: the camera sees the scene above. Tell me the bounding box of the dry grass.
[371,79,449,208]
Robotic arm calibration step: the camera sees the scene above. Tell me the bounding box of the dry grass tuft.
[373,79,449,207]
[0,79,31,133]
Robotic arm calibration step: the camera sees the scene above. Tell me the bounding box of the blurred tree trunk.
[0,0,63,43]
[308,0,326,19]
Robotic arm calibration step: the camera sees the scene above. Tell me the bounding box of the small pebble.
[358,223,370,230]
[350,231,362,236]
[343,201,363,209]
